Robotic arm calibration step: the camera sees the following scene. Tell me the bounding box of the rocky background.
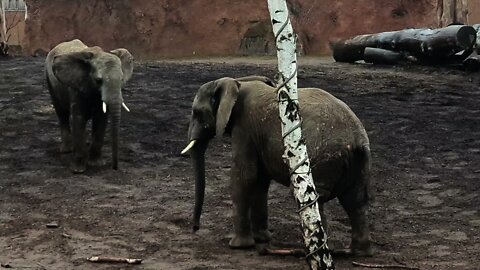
[23,0,442,58]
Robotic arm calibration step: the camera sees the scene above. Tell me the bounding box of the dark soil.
[0,57,479,269]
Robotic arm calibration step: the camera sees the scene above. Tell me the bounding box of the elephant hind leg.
[338,196,371,256]
[338,147,372,256]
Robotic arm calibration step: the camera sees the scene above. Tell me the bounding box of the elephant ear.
[214,78,240,137]
[110,48,134,83]
[52,51,95,88]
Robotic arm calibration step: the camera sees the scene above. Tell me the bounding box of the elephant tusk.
[122,102,130,112]
[102,102,107,113]
[181,140,196,155]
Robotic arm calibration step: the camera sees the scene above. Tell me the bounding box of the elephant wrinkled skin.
[45,39,134,173]
[183,76,373,256]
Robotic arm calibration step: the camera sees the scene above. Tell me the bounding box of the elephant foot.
[88,157,106,167]
[333,244,372,257]
[70,162,86,174]
[351,242,373,257]
[253,229,272,243]
[229,234,255,249]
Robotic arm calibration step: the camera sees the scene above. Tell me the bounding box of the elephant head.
[181,77,241,231]
[52,47,134,169]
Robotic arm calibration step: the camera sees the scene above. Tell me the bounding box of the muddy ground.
[0,57,479,270]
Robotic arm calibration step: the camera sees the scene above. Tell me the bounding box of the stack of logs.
[331,24,480,71]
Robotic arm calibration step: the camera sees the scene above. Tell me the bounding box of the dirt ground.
[0,56,479,270]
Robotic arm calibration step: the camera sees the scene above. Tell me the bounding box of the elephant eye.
[94,77,103,85]
[210,96,219,109]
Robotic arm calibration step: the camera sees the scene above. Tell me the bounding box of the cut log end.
[456,25,478,48]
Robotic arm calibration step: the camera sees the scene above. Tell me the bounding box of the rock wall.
[24,0,441,58]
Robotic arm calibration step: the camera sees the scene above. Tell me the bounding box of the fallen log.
[363,47,404,65]
[257,246,305,257]
[332,25,477,64]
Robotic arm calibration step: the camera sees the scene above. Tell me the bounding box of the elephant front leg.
[70,105,88,173]
[251,179,271,244]
[89,113,107,167]
[229,163,257,249]
[59,126,73,153]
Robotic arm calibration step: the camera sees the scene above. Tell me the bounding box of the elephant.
[182,76,372,256]
[45,39,134,173]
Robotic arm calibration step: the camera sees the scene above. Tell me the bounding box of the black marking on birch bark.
[279,35,289,42]
[287,150,294,157]
[297,193,320,213]
[285,102,299,121]
[298,137,307,149]
[272,19,281,24]
[295,176,306,184]
[305,185,316,195]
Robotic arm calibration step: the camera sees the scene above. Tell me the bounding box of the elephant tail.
[345,144,373,206]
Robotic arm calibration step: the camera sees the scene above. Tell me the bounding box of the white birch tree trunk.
[0,0,7,44]
[267,1,334,269]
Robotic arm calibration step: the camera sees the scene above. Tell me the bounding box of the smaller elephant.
[45,39,134,173]
[182,76,373,256]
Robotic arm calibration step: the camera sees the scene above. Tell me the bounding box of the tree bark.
[0,0,6,42]
[0,0,7,56]
[267,1,333,269]
[332,25,477,64]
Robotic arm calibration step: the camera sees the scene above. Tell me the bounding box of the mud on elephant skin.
[45,39,134,173]
[182,76,373,256]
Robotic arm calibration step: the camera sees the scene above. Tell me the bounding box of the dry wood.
[332,25,477,64]
[45,222,59,228]
[352,261,420,270]
[257,246,305,257]
[87,256,142,264]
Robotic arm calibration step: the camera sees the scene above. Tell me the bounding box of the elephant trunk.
[109,101,121,170]
[191,141,208,231]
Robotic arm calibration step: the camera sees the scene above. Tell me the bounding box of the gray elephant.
[182,76,372,256]
[45,39,134,173]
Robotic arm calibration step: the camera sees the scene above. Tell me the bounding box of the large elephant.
[182,76,372,256]
[45,39,134,173]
